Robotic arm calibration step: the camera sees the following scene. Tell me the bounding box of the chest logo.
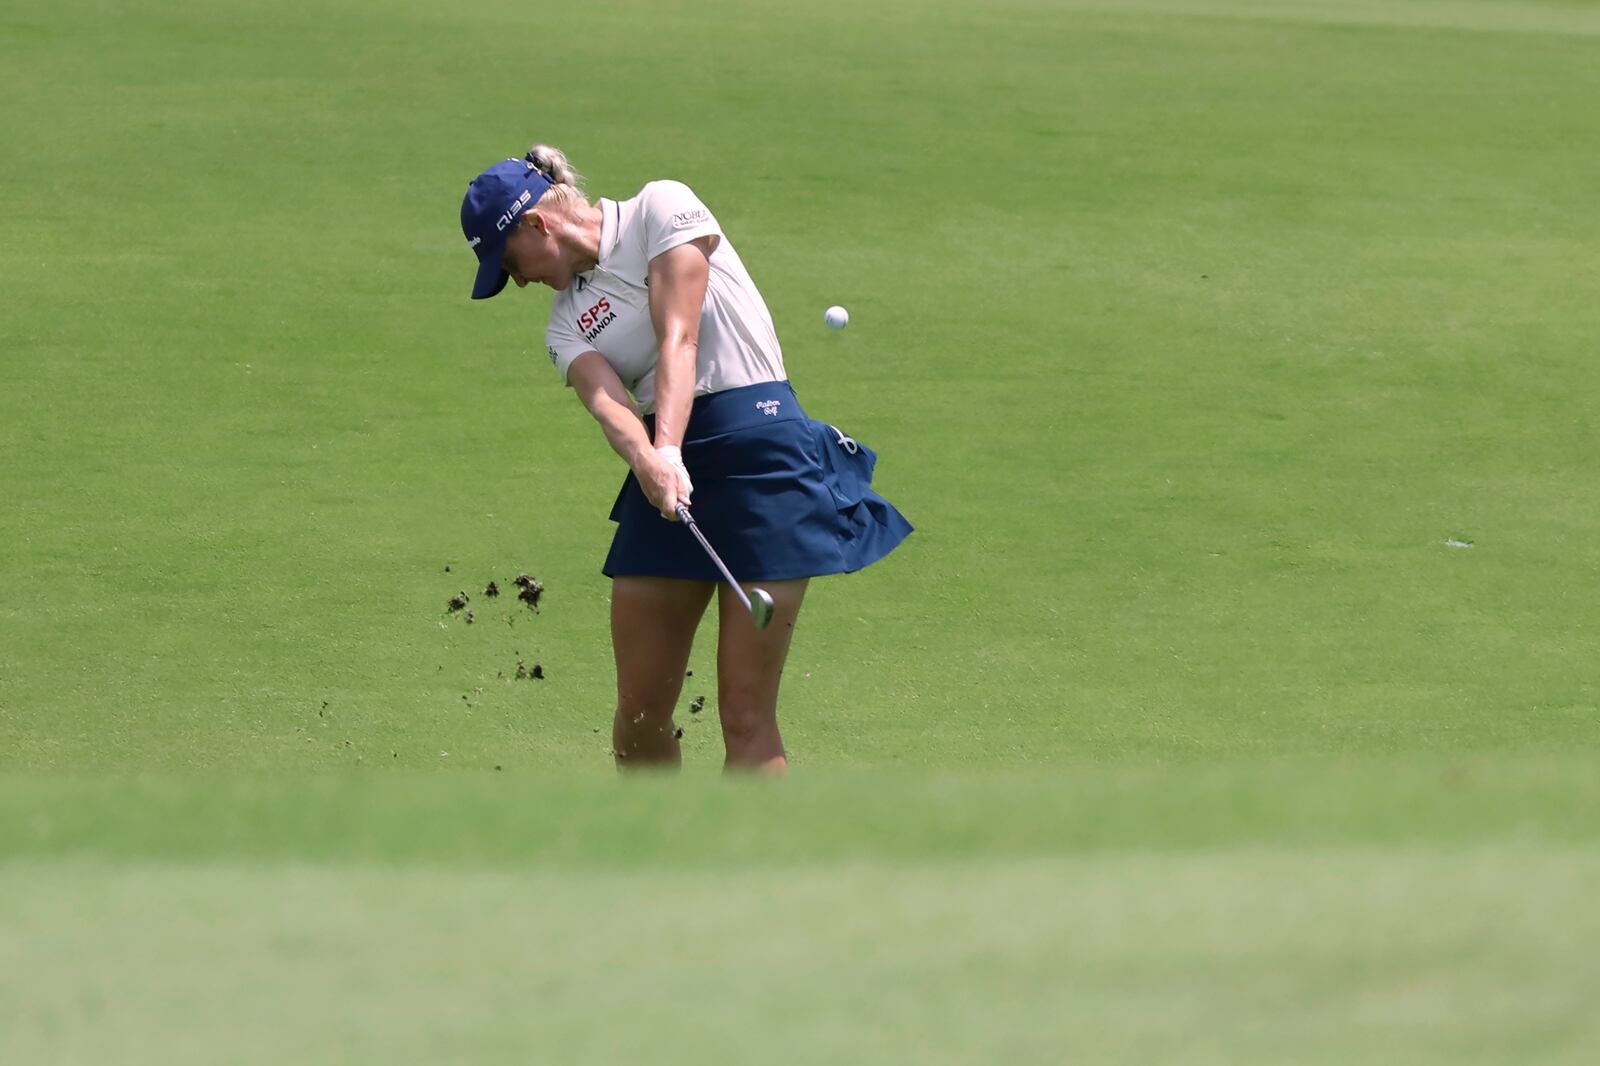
[756,400,782,417]
[671,208,710,229]
[577,296,617,344]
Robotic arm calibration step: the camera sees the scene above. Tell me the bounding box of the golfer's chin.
[546,274,573,292]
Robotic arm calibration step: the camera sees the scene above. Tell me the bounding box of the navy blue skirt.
[603,381,913,581]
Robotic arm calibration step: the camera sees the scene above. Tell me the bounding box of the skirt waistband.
[644,381,805,441]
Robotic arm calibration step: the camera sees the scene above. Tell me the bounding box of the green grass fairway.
[4,760,1599,1065]
[8,849,1599,1065]
[3,0,1599,1060]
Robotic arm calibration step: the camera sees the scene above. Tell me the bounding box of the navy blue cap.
[461,158,554,299]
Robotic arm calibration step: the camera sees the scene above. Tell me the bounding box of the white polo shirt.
[544,180,787,414]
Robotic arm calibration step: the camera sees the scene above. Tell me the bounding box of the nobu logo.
[671,208,709,229]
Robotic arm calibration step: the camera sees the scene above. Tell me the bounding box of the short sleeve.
[639,180,722,263]
[544,314,590,386]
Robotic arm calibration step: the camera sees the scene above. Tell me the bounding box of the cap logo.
[496,190,533,232]
[467,236,482,249]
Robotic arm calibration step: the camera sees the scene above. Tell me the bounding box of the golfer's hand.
[641,445,693,520]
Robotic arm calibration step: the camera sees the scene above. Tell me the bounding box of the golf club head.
[749,587,775,629]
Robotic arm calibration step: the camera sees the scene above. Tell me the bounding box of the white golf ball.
[824,305,849,330]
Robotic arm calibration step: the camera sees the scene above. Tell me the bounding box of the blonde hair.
[525,143,586,213]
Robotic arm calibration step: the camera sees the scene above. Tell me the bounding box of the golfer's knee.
[616,690,676,726]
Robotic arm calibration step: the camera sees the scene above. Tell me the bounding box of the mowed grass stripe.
[4,846,1598,1065]
[3,756,1597,867]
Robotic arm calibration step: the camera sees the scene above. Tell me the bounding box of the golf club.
[675,502,775,629]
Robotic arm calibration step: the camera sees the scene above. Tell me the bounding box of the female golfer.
[460,145,911,773]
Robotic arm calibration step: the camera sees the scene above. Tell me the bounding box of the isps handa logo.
[577,296,616,344]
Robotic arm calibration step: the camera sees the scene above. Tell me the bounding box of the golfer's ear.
[526,210,551,235]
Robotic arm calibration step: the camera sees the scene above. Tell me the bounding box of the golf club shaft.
[675,502,755,612]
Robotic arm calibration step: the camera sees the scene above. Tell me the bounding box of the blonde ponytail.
[519,144,583,216]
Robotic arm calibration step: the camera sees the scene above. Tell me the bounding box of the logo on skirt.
[756,400,781,417]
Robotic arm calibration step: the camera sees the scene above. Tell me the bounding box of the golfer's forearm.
[588,394,654,472]
[650,339,696,449]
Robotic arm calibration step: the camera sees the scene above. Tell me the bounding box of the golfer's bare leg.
[715,578,807,773]
[611,576,715,769]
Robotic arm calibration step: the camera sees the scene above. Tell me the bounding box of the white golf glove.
[654,445,694,506]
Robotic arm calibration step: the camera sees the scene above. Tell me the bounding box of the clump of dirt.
[484,581,500,598]
[674,727,685,740]
[447,593,469,612]
[689,696,705,714]
[514,660,545,681]
[513,574,544,609]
